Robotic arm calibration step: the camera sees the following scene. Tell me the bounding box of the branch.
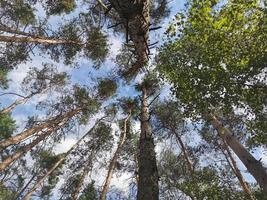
[0,92,26,98]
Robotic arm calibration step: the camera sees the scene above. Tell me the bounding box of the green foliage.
[0,69,8,89]
[79,181,98,200]
[0,112,16,140]
[157,0,267,144]
[135,72,160,95]
[150,0,171,25]
[97,78,117,99]
[39,150,61,170]
[38,150,63,199]
[0,0,36,26]
[0,183,15,200]
[22,63,68,95]
[85,27,109,67]
[158,149,246,199]
[45,0,76,15]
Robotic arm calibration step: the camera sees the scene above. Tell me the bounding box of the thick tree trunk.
[222,141,255,200]
[0,35,81,45]
[108,0,150,76]
[173,130,194,173]
[0,109,81,149]
[210,115,267,194]
[99,114,131,200]
[71,153,94,200]
[0,97,28,115]
[21,119,103,200]
[137,87,159,200]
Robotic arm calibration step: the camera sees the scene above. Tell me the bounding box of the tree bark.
[108,0,150,75]
[0,108,81,149]
[173,130,194,174]
[99,113,131,200]
[137,87,159,200]
[210,115,267,194]
[0,35,81,45]
[20,118,103,200]
[222,140,256,200]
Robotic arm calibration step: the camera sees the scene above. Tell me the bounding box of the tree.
[99,99,133,200]
[0,63,68,114]
[157,0,267,193]
[135,74,160,200]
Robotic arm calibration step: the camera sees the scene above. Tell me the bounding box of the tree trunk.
[173,130,194,173]
[0,109,81,149]
[22,156,65,200]
[137,87,159,200]
[0,127,56,171]
[13,171,38,200]
[99,114,131,200]
[222,140,256,200]
[210,115,267,194]
[0,97,28,115]
[0,35,81,45]
[108,0,150,76]
[20,118,103,200]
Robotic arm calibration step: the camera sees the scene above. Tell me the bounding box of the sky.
[1,0,267,199]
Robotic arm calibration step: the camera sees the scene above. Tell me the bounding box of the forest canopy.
[0,0,266,200]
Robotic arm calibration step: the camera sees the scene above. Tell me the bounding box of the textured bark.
[137,87,159,200]
[222,141,256,200]
[99,114,131,200]
[210,115,267,194]
[0,109,81,149]
[173,130,194,174]
[108,0,150,75]
[0,35,81,45]
[21,119,103,200]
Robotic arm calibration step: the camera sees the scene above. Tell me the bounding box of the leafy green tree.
[157,0,267,193]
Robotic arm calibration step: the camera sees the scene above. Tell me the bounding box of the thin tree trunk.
[210,115,267,194]
[173,130,194,173]
[22,156,65,200]
[0,88,49,115]
[71,153,94,200]
[222,140,256,200]
[99,113,131,200]
[13,170,38,200]
[0,108,81,149]
[137,87,159,200]
[134,154,139,186]
[0,35,81,45]
[21,118,103,200]
[0,97,28,115]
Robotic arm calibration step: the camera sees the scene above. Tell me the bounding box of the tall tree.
[157,0,267,193]
[135,74,160,200]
